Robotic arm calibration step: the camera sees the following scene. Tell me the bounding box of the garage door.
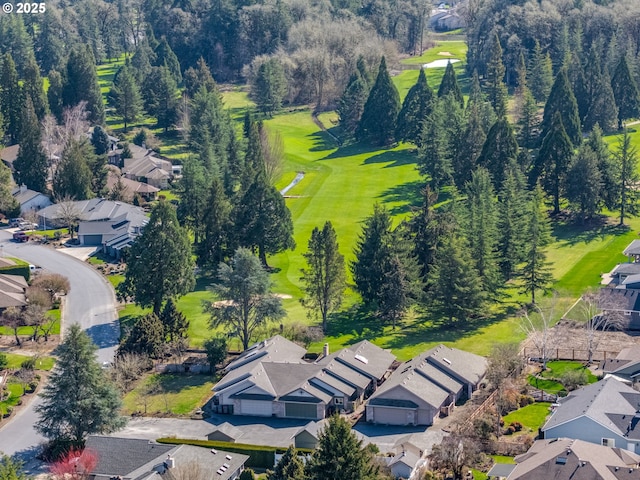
[239,399,272,416]
[285,403,317,419]
[371,406,414,425]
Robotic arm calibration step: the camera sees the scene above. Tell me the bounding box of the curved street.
[0,230,119,459]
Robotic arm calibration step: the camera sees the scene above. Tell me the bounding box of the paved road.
[0,231,119,460]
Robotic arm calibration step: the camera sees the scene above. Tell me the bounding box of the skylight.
[355,354,369,364]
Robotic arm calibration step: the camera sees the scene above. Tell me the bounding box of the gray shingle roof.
[39,199,148,226]
[224,335,306,372]
[542,377,640,436]
[624,240,640,256]
[612,263,640,276]
[317,340,395,381]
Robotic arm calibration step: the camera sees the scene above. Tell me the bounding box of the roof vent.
[211,449,217,454]
[355,354,369,364]
[556,457,567,465]
[225,455,232,460]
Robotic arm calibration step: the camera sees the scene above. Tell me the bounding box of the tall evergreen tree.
[304,415,380,480]
[118,200,195,314]
[184,57,217,98]
[541,69,581,146]
[612,129,640,226]
[453,102,486,188]
[338,71,369,139]
[611,56,640,129]
[528,40,553,103]
[396,68,433,144]
[566,143,603,222]
[357,56,400,145]
[120,313,165,358]
[485,32,508,117]
[143,66,178,132]
[22,56,48,121]
[428,229,485,325]
[234,171,295,268]
[110,64,143,132]
[267,445,304,480]
[520,185,553,304]
[176,157,209,243]
[62,46,105,125]
[91,126,110,156]
[418,100,453,190]
[584,70,618,132]
[497,165,528,280]
[53,139,94,200]
[465,168,501,296]
[252,58,287,116]
[518,85,538,148]
[437,61,464,108]
[153,38,182,84]
[300,221,347,333]
[588,125,617,211]
[35,324,125,445]
[160,298,189,342]
[197,176,233,269]
[13,97,47,192]
[131,40,156,84]
[0,53,22,143]
[476,117,519,189]
[532,113,574,214]
[47,70,64,123]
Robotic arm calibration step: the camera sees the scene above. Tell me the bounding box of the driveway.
[0,230,119,461]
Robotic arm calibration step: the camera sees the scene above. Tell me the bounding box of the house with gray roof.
[0,274,27,311]
[542,377,640,453]
[602,345,640,385]
[85,435,248,480]
[11,184,51,214]
[366,344,487,426]
[491,437,640,480]
[122,153,173,189]
[210,336,395,420]
[597,288,640,331]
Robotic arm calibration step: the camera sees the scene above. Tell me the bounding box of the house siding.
[294,431,318,450]
[544,416,634,452]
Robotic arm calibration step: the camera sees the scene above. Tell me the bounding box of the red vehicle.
[12,231,29,242]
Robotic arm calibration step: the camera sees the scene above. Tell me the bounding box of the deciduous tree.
[35,324,125,445]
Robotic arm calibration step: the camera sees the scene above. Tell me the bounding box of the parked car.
[12,231,29,242]
[18,222,38,231]
[9,218,25,228]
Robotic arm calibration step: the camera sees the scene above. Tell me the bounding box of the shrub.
[510,421,523,432]
[560,369,589,391]
[503,425,516,435]
[21,358,36,370]
[518,395,534,407]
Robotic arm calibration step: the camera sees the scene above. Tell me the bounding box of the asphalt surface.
[0,231,119,462]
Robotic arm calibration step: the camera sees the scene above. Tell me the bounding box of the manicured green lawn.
[502,402,552,432]
[121,374,215,415]
[0,307,61,336]
[490,455,516,464]
[2,352,54,370]
[0,382,24,415]
[527,376,565,394]
[540,361,598,384]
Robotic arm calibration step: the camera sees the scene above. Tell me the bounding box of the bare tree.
[15,367,34,395]
[520,293,559,369]
[260,125,284,186]
[54,196,82,239]
[42,114,63,169]
[1,307,24,346]
[169,337,188,365]
[171,461,208,480]
[23,304,48,343]
[61,101,90,144]
[177,93,190,144]
[31,273,70,302]
[109,352,150,393]
[581,290,625,363]
[428,435,481,480]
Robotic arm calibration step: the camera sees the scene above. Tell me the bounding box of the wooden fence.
[523,347,620,362]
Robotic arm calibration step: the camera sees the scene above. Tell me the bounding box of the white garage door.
[372,406,414,425]
[240,399,272,416]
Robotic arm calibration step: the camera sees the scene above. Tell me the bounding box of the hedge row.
[156,437,313,469]
[0,265,30,281]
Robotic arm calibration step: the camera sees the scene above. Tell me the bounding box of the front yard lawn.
[540,361,598,384]
[122,373,214,416]
[502,402,552,432]
[2,352,54,370]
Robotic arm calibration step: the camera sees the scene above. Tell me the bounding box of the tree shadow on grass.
[317,141,396,161]
[362,149,418,168]
[326,303,386,341]
[378,180,424,215]
[308,131,339,152]
[155,374,210,393]
[382,305,520,352]
[551,218,630,247]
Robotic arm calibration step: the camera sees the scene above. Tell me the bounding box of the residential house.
[542,377,640,453]
[603,345,640,385]
[0,274,27,311]
[366,345,487,426]
[106,167,160,202]
[290,420,328,450]
[597,288,640,331]
[207,423,244,443]
[1,142,62,173]
[488,438,640,480]
[386,436,425,480]
[210,336,396,420]
[607,240,640,286]
[84,436,248,480]
[11,184,51,214]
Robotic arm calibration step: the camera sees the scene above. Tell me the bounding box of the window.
[602,438,615,447]
[625,311,632,316]
[334,397,344,406]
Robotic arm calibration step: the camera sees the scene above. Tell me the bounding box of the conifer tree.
[197,176,232,269]
[477,117,519,189]
[520,185,553,304]
[584,69,618,132]
[541,69,581,146]
[611,56,640,129]
[154,38,182,84]
[465,168,501,296]
[13,97,47,192]
[570,58,590,124]
[22,56,48,121]
[612,129,640,226]
[62,46,105,125]
[532,113,574,214]
[453,102,486,189]
[437,61,464,108]
[300,221,347,333]
[338,71,369,138]
[252,58,287,116]
[267,445,304,480]
[418,100,452,190]
[160,298,189,341]
[304,416,380,480]
[396,68,433,143]
[467,70,497,134]
[131,40,156,84]
[110,64,144,132]
[35,324,125,444]
[91,126,110,155]
[143,66,178,132]
[184,57,218,98]
[498,165,528,280]
[120,313,165,358]
[528,40,553,103]
[53,138,94,200]
[357,56,400,146]
[428,229,485,325]
[0,53,22,143]
[518,86,538,149]
[566,143,603,222]
[47,70,64,123]
[485,32,508,117]
[588,125,616,210]
[177,157,209,243]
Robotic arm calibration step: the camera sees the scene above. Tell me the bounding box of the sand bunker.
[438,51,453,56]
[424,58,460,68]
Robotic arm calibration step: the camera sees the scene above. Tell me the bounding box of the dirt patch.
[0,335,59,356]
[438,51,453,56]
